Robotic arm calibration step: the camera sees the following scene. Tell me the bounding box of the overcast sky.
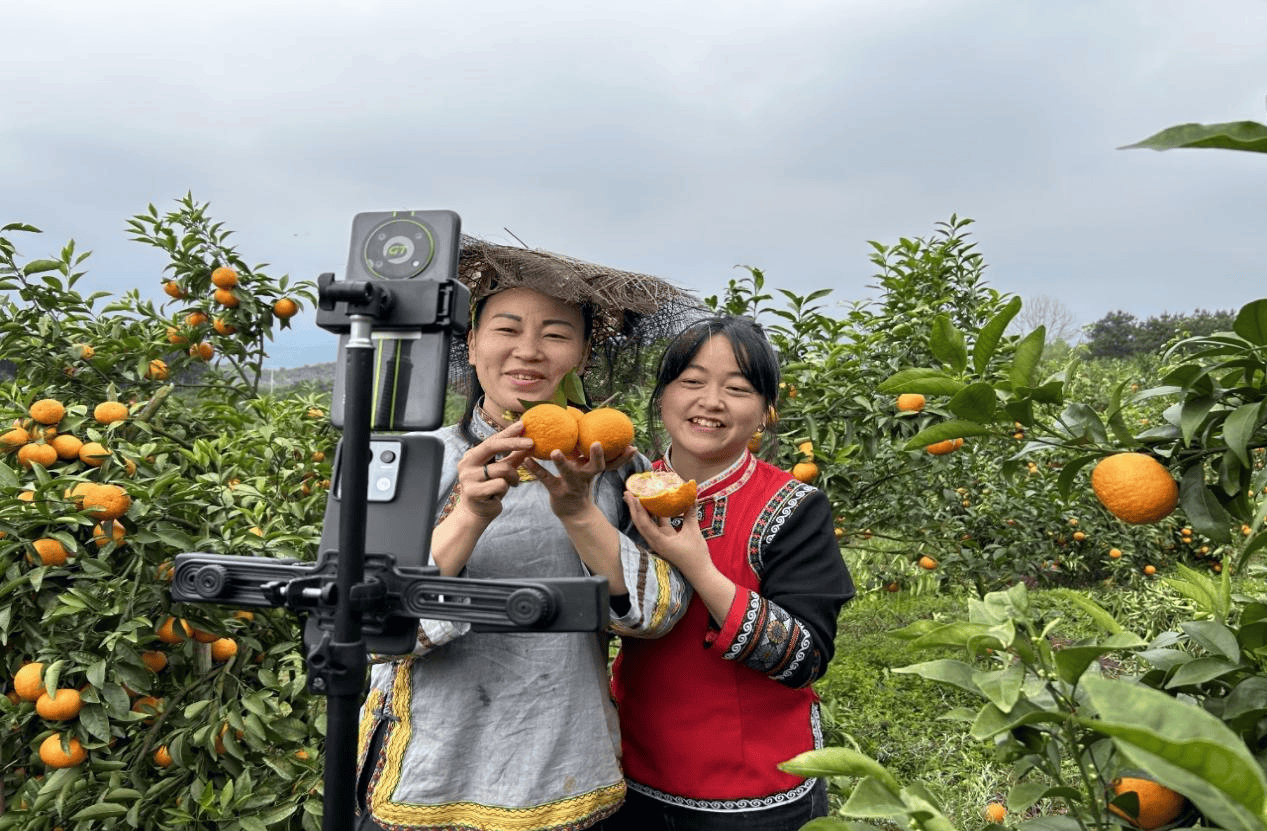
[3,1,1264,368]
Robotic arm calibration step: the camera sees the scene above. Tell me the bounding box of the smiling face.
[658,334,770,483]
[467,287,589,418]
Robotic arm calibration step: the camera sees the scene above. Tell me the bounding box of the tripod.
[171,210,608,830]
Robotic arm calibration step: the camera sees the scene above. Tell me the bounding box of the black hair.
[645,315,781,455]
[456,292,597,444]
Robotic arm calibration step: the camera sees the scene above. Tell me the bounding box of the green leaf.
[1046,588,1125,634]
[1120,120,1267,153]
[1179,395,1217,446]
[1081,676,1267,831]
[22,259,63,276]
[1179,464,1233,544]
[1182,619,1240,662]
[877,368,967,396]
[1008,326,1045,389]
[946,382,997,423]
[69,803,129,821]
[973,296,1022,375]
[1055,454,1100,501]
[929,315,968,372]
[779,748,901,794]
[902,420,994,451]
[1222,401,1263,469]
[1233,299,1267,346]
[839,775,909,819]
[1166,657,1241,688]
[890,659,979,695]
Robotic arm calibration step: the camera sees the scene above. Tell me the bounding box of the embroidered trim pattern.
[746,480,813,576]
[626,777,817,813]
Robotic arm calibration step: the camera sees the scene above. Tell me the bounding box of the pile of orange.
[520,404,636,462]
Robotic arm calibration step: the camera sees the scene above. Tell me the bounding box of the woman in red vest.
[605,315,856,831]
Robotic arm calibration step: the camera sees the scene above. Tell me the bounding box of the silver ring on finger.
[483,463,491,481]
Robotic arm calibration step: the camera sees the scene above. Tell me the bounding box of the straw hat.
[452,236,702,401]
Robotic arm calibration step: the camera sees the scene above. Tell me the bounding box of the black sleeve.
[713,487,855,688]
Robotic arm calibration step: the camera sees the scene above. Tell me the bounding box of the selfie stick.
[170,211,609,831]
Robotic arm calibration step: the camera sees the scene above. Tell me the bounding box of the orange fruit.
[78,441,111,467]
[1073,531,1087,542]
[896,393,925,412]
[92,521,127,548]
[166,327,188,346]
[132,695,163,722]
[76,343,95,360]
[31,539,69,566]
[1091,453,1178,524]
[28,399,65,425]
[520,404,579,459]
[14,662,46,701]
[162,280,185,299]
[985,803,1007,823]
[189,342,214,361]
[273,297,299,319]
[157,617,192,644]
[36,688,82,721]
[190,627,219,644]
[1143,564,1157,576]
[1109,548,1123,559]
[93,401,129,424]
[918,555,939,570]
[1,427,29,449]
[747,432,764,453]
[39,733,87,768]
[926,437,964,456]
[1109,776,1188,830]
[146,359,169,380]
[576,408,635,461]
[626,470,698,518]
[186,311,209,327]
[212,317,237,336]
[17,442,57,469]
[213,288,239,308]
[791,461,819,483]
[82,484,131,521]
[141,650,168,672]
[210,638,238,662]
[65,482,96,507]
[232,610,255,622]
[154,745,174,767]
[210,266,239,288]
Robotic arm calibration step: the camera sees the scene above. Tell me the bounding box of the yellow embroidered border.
[368,657,624,830]
[645,555,677,631]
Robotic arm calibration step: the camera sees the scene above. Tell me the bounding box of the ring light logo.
[382,235,414,264]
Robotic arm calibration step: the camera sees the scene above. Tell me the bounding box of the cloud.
[2,0,1264,367]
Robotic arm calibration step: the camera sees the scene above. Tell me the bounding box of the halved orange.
[626,470,697,518]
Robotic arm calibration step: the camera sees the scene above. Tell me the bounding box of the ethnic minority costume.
[357,411,690,831]
[611,449,855,814]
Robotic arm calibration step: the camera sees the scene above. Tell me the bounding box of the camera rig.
[170,211,609,831]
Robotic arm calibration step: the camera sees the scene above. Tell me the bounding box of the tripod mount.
[170,210,609,830]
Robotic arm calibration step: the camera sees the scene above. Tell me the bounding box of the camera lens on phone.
[380,450,397,464]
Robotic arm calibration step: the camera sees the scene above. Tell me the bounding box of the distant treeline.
[1082,308,1237,359]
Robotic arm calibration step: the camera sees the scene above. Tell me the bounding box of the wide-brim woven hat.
[451,236,703,400]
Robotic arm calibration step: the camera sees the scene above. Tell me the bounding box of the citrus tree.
[0,203,333,830]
